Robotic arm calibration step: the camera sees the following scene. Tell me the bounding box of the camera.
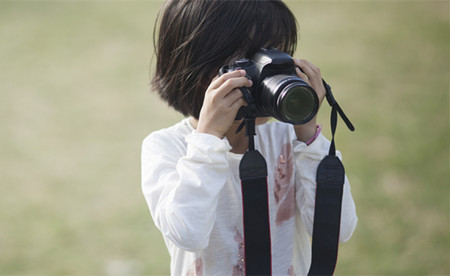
[219,48,319,125]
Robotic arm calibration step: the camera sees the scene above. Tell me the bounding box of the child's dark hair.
[152,0,298,119]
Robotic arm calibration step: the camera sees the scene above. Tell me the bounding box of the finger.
[295,66,311,86]
[301,59,321,75]
[300,59,325,90]
[296,58,324,86]
[229,95,247,110]
[218,77,252,97]
[207,76,251,106]
[295,58,317,80]
[225,89,246,107]
[210,70,246,90]
[295,58,326,103]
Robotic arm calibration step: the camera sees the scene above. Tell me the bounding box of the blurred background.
[0,0,448,275]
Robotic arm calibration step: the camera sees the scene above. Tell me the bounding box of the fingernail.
[239,70,246,75]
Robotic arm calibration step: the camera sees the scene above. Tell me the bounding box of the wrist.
[191,117,225,139]
[294,121,320,144]
[196,126,225,139]
[305,124,322,145]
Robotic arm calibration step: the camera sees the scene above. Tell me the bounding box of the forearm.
[142,132,232,251]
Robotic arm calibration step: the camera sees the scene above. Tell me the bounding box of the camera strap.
[307,80,354,276]
[238,89,272,275]
[237,82,354,276]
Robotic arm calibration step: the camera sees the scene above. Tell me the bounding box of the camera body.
[219,48,319,125]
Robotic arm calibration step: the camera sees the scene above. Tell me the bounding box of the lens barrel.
[260,75,319,124]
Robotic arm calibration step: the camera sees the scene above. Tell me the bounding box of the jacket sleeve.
[293,133,358,242]
[141,131,232,251]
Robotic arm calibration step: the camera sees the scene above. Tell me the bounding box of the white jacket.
[141,118,357,275]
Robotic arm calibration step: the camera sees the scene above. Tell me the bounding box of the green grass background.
[0,1,448,275]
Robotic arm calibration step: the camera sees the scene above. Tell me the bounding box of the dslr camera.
[219,48,319,125]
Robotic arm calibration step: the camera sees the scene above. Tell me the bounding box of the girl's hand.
[293,58,327,143]
[196,70,252,138]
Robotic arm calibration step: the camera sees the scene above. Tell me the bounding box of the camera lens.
[279,84,318,124]
[259,75,319,124]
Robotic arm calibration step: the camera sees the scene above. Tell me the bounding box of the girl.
[141,1,357,275]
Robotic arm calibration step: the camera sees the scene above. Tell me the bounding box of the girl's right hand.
[196,70,252,139]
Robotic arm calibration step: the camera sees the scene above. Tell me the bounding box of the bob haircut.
[152,0,298,119]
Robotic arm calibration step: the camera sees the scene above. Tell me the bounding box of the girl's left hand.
[292,58,327,143]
